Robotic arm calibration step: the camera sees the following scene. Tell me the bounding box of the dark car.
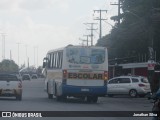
[31,74,38,79]
[22,74,31,80]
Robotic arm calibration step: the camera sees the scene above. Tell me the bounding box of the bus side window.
[51,53,54,68]
[48,54,51,68]
[60,52,63,68]
[53,53,56,68]
[58,52,63,69]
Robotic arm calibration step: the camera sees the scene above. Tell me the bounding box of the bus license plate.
[81,88,89,92]
[2,90,13,94]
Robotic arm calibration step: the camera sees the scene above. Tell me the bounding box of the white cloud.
[0,0,116,67]
[19,0,54,10]
[0,0,19,10]
[0,0,70,14]
[0,13,76,65]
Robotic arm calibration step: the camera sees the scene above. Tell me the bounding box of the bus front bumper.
[62,85,107,97]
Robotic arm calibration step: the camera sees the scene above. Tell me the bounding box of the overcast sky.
[0,0,117,67]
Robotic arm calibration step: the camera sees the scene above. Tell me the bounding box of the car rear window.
[118,78,130,83]
[132,78,139,83]
[0,74,18,81]
[141,78,149,83]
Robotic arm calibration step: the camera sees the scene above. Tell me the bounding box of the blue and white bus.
[43,45,108,102]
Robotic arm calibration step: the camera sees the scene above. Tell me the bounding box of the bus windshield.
[66,48,105,64]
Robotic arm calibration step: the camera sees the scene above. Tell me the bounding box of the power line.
[110,0,122,25]
[83,35,91,46]
[79,37,88,46]
[84,23,97,46]
[93,9,107,40]
[103,20,115,28]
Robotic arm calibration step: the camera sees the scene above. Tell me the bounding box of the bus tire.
[87,96,92,103]
[57,95,67,101]
[56,96,61,101]
[16,94,22,101]
[81,96,86,101]
[48,94,53,99]
[55,84,64,101]
[92,96,98,103]
[108,94,114,97]
[47,83,53,99]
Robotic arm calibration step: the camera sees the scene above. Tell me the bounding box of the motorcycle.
[149,89,160,120]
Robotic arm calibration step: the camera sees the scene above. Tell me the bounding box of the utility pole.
[25,44,28,67]
[28,57,29,68]
[79,37,88,46]
[0,33,6,60]
[16,42,21,67]
[33,46,38,68]
[36,46,38,68]
[34,46,36,67]
[84,23,97,46]
[83,35,90,46]
[10,50,12,60]
[93,10,107,40]
[110,0,122,25]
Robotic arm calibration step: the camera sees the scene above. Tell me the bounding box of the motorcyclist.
[151,88,160,120]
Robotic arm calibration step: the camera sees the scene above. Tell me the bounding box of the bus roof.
[47,45,107,54]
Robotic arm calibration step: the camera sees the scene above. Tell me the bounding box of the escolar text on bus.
[68,73,103,79]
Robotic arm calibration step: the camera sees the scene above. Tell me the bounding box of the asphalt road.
[0,78,153,120]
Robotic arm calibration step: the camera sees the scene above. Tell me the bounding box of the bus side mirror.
[43,62,46,68]
[43,57,48,68]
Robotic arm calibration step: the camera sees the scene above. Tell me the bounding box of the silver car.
[107,76,151,97]
[0,73,22,100]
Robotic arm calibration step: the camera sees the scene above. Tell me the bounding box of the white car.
[0,73,22,100]
[107,76,151,97]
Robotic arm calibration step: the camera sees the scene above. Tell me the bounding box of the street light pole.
[93,9,107,40]
[0,33,6,60]
[36,46,38,68]
[34,46,36,67]
[16,42,21,67]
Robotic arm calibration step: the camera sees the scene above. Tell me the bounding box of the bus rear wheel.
[16,94,22,101]
[48,93,53,99]
[92,96,98,103]
[87,96,98,103]
[47,84,53,99]
[87,96,92,103]
[57,95,67,101]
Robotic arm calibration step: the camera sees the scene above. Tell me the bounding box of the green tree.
[0,59,19,72]
[96,0,160,61]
